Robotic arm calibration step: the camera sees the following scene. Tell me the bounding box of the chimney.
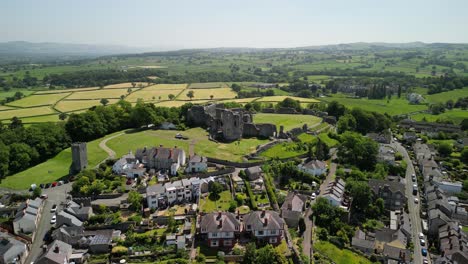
[218,220,223,228]
[54,245,60,253]
[80,203,83,209]
[264,218,268,226]
[217,212,222,220]
[237,210,240,219]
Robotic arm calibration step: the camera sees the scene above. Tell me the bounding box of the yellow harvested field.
[0,106,56,120]
[178,88,237,100]
[220,98,259,103]
[8,93,71,107]
[104,82,149,89]
[34,87,99,94]
[0,105,14,111]
[66,89,129,100]
[126,89,184,102]
[55,99,119,112]
[256,96,319,103]
[145,84,188,90]
[147,76,159,79]
[189,82,227,89]
[154,100,211,108]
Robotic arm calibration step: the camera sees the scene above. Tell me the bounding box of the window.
[258,231,264,235]
[247,225,251,230]
[270,230,277,235]
[224,240,232,246]
[211,240,218,247]
[270,237,277,244]
[212,233,217,237]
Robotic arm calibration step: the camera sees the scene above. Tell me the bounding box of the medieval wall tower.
[70,142,88,174]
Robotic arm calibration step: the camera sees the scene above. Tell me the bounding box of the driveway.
[392,141,430,264]
[25,183,71,263]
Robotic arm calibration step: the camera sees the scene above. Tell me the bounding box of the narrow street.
[392,141,430,264]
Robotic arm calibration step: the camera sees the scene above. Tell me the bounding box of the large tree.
[338,131,378,170]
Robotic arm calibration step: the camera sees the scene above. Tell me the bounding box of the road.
[391,141,430,264]
[25,183,71,263]
[98,133,124,159]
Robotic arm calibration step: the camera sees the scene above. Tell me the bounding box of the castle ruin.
[187,104,277,142]
[70,142,88,174]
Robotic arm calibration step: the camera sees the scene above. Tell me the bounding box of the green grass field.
[0,89,36,100]
[66,88,129,100]
[145,84,188,90]
[314,241,373,264]
[199,190,232,213]
[189,82,227,89]
[0,106,56,120]
[0,133,109,189]
[55,99,119,112]
[177,87,236,100]
[318,133,339,147]
[125,88,185,102]
[34,87,99,94]
[256,96,319,103]
[423,88,468,104]
[260,142,307,159]
[153,100,211,108]
[7,93,70,107]
[411,109,467,124]
[104,82,149,89]
[13,114,62,123]
[254,113,322,131]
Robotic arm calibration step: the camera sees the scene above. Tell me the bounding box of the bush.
[111,246,128,256]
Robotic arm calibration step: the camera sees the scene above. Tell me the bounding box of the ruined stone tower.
[70,142,88,174]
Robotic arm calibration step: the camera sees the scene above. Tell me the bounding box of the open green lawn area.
[254,113,322,131]
[0,132,110,190]
[320,94,427,116]
[199,190,232,213]
[318,133,339,147]
[411,109,468,124]
[314,241,373,264]
[260,142,307,159]
[463,226,468,233]
[253,192,270,205]
[106,127,268,162]
[297,133,317,144]
[422,87,468,104]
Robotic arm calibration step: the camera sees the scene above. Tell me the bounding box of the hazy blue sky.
[1,0,467,50]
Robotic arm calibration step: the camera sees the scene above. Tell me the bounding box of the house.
[297,159,327,176]
[382,244,410,263]
[185,155,207,173]
[88,230,113,253]
[322,178,347,208]
[428,208,451,236]
[280,192,307,228]
[245,166,262,181]
[56,210,83,227]
[51,227,113,253]
[135,146,186,176]
[232,175,245,192]
[413,142,433,162]
[351,237,375,255]
[146,177,202,209]
[368,180,407,210]
[51,226,85,247]
[399,119,461,133]
[377,145,395,165]
[199,212,241,248]
[146,184,167,210]
[66,201,93,221]
[112,151,145,178]
[366,132,391,144]
[36,240,73,264]
[436,222,468,264]
[13,198,43,235]
[243,210,285,245]
[0,232,28,264]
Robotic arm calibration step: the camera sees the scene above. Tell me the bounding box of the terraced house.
[135,146,186,175]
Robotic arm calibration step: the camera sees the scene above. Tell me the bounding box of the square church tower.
[70,142,88,174]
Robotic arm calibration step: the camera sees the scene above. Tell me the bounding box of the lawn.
[189,82,227,89]
[66,89,129,100]
[0,106,56,120]
[256,96,320,103]
[0,132,109,190]
[260,142,307,159]
[55,99,119,112]
[105,127,269,162]
[314,241,373,264]
[318,133,339,147]
[411,109,467,124]
[254,113,322,131]
[462,226,468,233]
[7,93,70,107]
[297,133,317,144]
[177,88,237,100]
[199,190,232,213]
[320,94,427,116]
[125,88,185,102]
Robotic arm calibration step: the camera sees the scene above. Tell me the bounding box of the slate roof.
[244,210,284,231]
[281,193,307,213]
[246,166,262,175]
[146,183,165,196]
[351,237,375,250]
[200,212,240,233]
[58,210,83,227]
[188,155,207,163]
[368,179,405,195]
[36,240,72,264]
[383,244,410,262]
[301,159,327,170]
[0,232,26,263]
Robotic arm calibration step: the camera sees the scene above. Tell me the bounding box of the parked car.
[414,198,419,204]
[311,193,316,200]
[419,232,424,239]
[126,179,133,185]
[420,239,426,246]
[51,182,58,187]
[50,215,56,225]
[421,248,428,257]
[40,194,48,199]
[39,184,45,189]
[50,204,57,213]
[423,259,429,264]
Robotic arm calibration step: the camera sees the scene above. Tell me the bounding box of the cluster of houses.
[413,142,468,263]
[198,210,285,248]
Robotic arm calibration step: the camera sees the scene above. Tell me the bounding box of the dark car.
[421,248,428,257]
[40,183,45,189]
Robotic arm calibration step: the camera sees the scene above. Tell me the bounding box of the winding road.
[97,133,124,162]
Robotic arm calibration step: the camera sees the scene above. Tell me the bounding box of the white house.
[297,159,327,176]
[13,198,43,235]
[112,151,146,178]
[146,177,201,209]
[185,155,208,173]
[322,178,346,207]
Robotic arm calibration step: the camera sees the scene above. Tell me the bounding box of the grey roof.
[428,208,451,223]
[281,193,306,213]
[375,229,397,243]
[58,210,83,227]
[147,183,165,195]
[368,179,405,195]
[36,240,72,264]
[244,210,284,231]
[246,166,262,175]
[200,212,240,233]
[301,159,327,170]
[189,155,207,163]
[351,237,375,250]
[136,146,184,163]
[383,244,410,262]
[0,232,27,263]
[89,234,112,245]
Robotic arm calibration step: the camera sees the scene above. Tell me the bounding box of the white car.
[419,232,424,239]
[414,198,419,204]
[50,215,56,224]
[423,259,429,264]
[420,239,426,246]
[311,193,316,200]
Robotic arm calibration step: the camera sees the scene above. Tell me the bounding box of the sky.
[1,0,468,50]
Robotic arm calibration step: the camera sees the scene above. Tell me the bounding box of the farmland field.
[126,88,185,102]
[7,93,70,107]
[411,109,468,124]
[0,105,14,111]
[0,106,56,120]
[104,82,149,89]
[256,96,319,103]
[55,99,119,112]
[34,87,99,94]
[0,89,35,100]
[154,100,211,107]
[14,114,62,123]
[178,87,236,100]
[66,89,129,99]
[423,88,468,104]
[189,82,227,89]
[254,113,322,131]
[145,84,188,90]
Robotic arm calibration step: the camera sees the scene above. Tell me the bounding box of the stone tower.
[70,142,88,174]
